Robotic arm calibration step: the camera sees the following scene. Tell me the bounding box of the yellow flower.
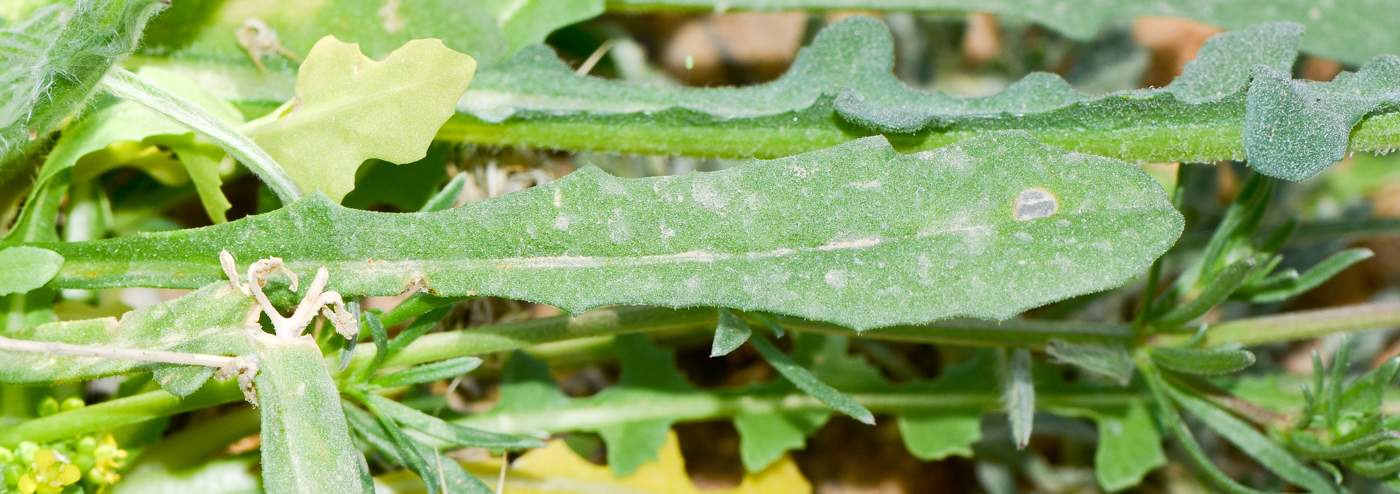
[87,434,128,485]
[16,449,80,494]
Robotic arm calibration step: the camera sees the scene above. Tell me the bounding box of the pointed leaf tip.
[711,309,753,357]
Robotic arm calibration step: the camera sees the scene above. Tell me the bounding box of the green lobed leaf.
[0,0,167,170]
[435,18,1396,168]
[37,131,1182,331]
[733,408,827,473]
[252,332,366,494]
[606,0,1399,66]
[0,281,254,395]
[1247,58,1400,181]
[710,308,752,357]
[494,350,572,414]
[245,36,476,202]
[1050,400,1167,493]
[897,352,999,461]
[464,336,1168,479]
[734,332,886,472]
[592,334,696,475]
[132,15,1400,167]
[0,246,62,296]
[451,20,1305,159]
[1090,403,1166,492]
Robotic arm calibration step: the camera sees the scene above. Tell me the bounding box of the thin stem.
[0,336,236,368]
[1155,300,1400,348]
[451,388,1149,439]
[0,380,244,448]
[1135,163,1189,334]
[129,405,260,471]
[99,67,302,204]
[340,306,719,377]
[11,295,1400,446]
[773,315,1132,348]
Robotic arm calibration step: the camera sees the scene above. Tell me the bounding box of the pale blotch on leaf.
[1013,187,1058,221]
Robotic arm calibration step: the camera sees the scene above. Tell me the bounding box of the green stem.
[1155,300,1400,348]
[0,379,243,448]
[772,315,1131,348]
[99,67,302,204]
[11,296,1398,446]
[129,406,260,470]
[456,388,1147,436]
[340,306,719,378]
[436,107,1400,163]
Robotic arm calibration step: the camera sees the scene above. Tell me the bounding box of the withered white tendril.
[220,249,359,341]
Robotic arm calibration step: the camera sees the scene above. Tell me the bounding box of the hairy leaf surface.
[450,17,1400,172]
[5,67,242,241]
[131,16,1400,166]
[0,0,167,170]
[1247,58,1400,180]
[254,332,366,494]
[0,282,255,395]
[39,132,1180,330]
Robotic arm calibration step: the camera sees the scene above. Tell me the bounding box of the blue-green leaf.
[40,131,1182,331]
[1247,58,1400,181]
[254,332,366,494]
[0,282,254,394]
[0,0,167,168]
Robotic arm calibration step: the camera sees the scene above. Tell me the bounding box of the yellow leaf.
[246,36,476,203]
